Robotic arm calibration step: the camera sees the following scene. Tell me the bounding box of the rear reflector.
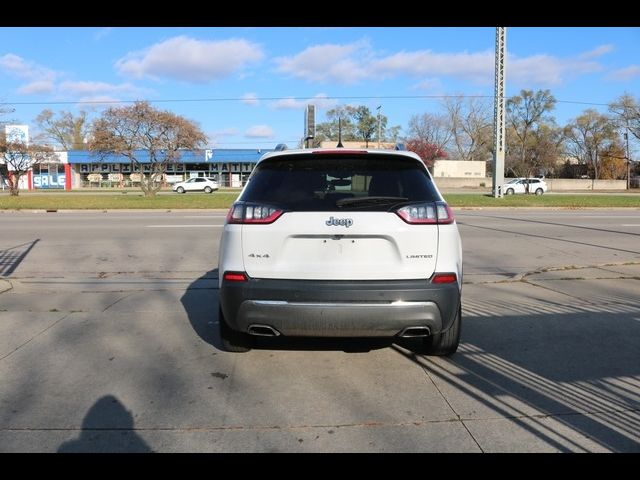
[431,273,458,284]
[223,271,248,282]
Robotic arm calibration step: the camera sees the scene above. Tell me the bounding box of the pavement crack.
[0,278,14,294]
[0,313,72,362]
[102,292,136,312]
[407,351,485,453]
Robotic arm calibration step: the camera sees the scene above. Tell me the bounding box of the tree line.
[312,91,640,181]
[2,92,639,196]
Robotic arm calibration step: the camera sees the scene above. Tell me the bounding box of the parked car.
[172,177,219,194]
[502,178,547,195]
[217,147,463,355]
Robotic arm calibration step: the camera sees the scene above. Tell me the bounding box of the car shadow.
[180,269,410,353]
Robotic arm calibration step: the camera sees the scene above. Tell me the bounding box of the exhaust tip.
[247,324,281,337]
[399,326,431,338]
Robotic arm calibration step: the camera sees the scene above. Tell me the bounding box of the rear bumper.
[219,277,460,337]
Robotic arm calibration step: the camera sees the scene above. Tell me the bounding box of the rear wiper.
[336,196,408,208]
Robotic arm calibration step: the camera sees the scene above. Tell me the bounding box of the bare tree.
[443,95,492,161]
[35,109,90,150]
[1,137,55,196]
[609,93,640,141]
[506,89,557,184]
[407,113,452,154]
[564,109,618,180]
[88,101,207,197]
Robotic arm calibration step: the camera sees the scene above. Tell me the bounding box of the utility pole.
[492,27,506,198]
[377,106,382,149]
[625,123,631,190]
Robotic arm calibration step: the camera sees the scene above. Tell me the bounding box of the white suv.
[502,178,547,195]
[172,177,219,194]
[217,148,463,355]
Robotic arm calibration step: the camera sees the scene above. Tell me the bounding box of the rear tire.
[535,188,543,195]
[204,186,212,194]
[422,304,461,356]
[218,307,251,352]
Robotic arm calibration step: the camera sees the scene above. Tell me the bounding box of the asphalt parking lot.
[1,208,639,452]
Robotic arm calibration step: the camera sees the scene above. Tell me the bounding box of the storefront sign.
[34,173,65,189]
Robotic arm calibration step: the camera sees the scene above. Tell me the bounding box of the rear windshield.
[238,153,441,211]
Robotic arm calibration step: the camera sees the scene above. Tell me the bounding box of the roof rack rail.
[274,143,288,151]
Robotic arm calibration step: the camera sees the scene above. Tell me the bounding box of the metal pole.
[377,106,381,149]
[492,27,506,198]
[625,126,631,190]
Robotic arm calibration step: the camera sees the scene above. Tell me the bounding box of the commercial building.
[6,148,272,191]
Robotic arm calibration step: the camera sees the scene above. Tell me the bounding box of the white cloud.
[115,36,264,83]
[371,50,494,83]
[579,44,614,59]
[275,42,609,87]
[0,53,57,82]
[411,78,442,91]
[241,93,259,106]
[59,80,142,96]
[270,93,337,110]
[275,41,370,84]
[245,125,274,138]
[608,65,640,81]
[17,80,55,95]
[74,95,124,106]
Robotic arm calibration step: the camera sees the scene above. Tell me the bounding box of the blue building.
[65,148,273,189]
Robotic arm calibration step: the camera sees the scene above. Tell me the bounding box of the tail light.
[226,203,283,224]
[395,201,454,225]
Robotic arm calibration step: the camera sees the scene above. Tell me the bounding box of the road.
[1,208,639,452]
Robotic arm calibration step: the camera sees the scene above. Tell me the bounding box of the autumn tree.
[406,138,447,168]
[313,106,358,146]
[1,136,55,196]
[407,113,452,155]
[506,89,558,182]
[600,143,628,180]
[35,109,90,150]
[352,106,380,147]
[89,101,207,197]
[564,109,618,180]
[313,105,398,147]
[443,95,492,161]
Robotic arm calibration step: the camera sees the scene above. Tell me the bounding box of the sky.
[1,27,639,149]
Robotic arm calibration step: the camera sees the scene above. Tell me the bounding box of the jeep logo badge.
[325,216,353,228]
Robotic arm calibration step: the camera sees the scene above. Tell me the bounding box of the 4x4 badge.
[325,216,353,228]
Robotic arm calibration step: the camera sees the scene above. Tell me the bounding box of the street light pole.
[377,106,381,149]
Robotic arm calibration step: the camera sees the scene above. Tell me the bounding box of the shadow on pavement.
[393,295,640,452]
[0,239,40,277]
[57,395,151,453]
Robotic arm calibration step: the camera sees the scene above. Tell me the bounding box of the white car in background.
[502,178,548,195]
[172,177,219,194]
